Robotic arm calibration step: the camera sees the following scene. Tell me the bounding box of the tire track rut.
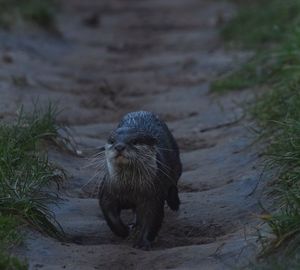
[0,0,264,269]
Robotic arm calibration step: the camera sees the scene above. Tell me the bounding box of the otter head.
[105,127,158,178]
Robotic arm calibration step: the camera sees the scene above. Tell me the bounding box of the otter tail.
[166,186,180,211]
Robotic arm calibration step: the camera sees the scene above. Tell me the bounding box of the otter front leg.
[134,199,164,250]
[99,193,129,238]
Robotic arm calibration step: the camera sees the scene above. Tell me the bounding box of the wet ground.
[1,0,265,269]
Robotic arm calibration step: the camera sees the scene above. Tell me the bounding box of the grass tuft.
[0,103,65,268]
[214,0,300,267]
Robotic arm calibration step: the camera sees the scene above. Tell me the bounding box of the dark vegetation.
[0,0,58,30]
[212,0,300,268]
[0,0,61,267]
[0,104,64,269]
[212,0,300,92]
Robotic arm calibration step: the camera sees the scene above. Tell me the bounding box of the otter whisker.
[136,158,156,191]
[83,161,105,170]
[89,161,106,169]
[148,157,172,181]
[90,149,106,157]
[81,170,104,191]
[141,152,171,174]
[156,147,177,152]
[84,156,106,169]
[91,153,106,160]
[81,158,107,191]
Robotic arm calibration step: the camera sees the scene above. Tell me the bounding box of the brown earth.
[1,0,266,269]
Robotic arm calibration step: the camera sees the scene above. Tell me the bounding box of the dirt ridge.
[0,0,265,269]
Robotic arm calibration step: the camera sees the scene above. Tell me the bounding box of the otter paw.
[133,239,152,250]
[128,222,137,231]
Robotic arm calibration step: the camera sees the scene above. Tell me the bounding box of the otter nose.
[114,143,126,152]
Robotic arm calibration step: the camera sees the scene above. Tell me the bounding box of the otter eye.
[131,139,138,145]
[108,137,115,144]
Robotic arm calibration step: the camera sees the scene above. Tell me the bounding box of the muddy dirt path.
[1,0,264,269]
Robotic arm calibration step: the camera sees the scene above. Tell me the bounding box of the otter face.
[105,127,158,177]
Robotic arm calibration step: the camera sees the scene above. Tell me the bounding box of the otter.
[98,111,182,249]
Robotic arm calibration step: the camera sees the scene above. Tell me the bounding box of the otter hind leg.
[99,195,129,238]
[166,185,180,211]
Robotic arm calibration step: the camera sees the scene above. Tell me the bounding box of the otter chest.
[109,174,155,206]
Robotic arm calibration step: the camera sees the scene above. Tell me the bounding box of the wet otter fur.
[98,111,182,249]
